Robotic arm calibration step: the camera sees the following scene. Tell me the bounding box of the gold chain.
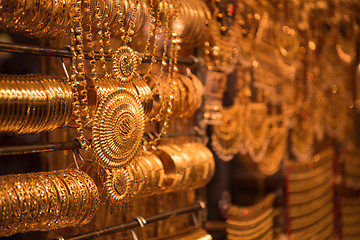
[146,0,180,147]
[68,0,90,150]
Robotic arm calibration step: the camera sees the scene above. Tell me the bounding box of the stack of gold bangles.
[0,74,73,134]
[0,0,149,38]
[170,0,211,46]
[0,0,211,45]
[147,73,203,120]
[75,142,214,206]
[341,196,360,239]
[0,169,100,237]
[153,142,215,192]
[343,149,360,188]
[226,193,276,240]
[286,148,335,239]
[0,73,201,135]
[152,227,213,240]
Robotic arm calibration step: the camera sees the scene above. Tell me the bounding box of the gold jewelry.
[0,74,72,134]
[288,179,333,205]
[129,78,153,120]
[257,125,287,176]
[289,213,334,239]
[289,190,333,218]
[227,194,275,240]
[0,169,99,237]
[102,167,134,206]
[113,46,141,83]
[211,102,244,161]
[92,88,145,169]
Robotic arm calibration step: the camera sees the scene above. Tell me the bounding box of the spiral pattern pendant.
[92,88,145,168]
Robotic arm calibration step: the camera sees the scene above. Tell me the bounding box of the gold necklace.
[102,166,134,207]
[145,0,181,147]
[112,0,141,83]
[211,102,244,161]
[68,0,91,151]
[290,111,314,163]
[205,0,241,73]
[324,83,351,140]
[258,124,287,176]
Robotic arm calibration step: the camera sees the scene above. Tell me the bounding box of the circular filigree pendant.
[113,46,140,83]
[92,88,145,168]
[103,168,133,205]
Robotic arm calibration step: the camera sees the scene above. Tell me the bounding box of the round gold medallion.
[92,88,145,168]
[113,46,140,83]
[103,168,134,206]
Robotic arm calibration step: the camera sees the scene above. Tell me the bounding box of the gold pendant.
[113,46,140,83]
[102,167,134,207]
[92,88,145,169]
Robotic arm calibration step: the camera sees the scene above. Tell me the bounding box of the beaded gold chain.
[147,0,181,147]
[112,0,141,83]
[68,0,91,151]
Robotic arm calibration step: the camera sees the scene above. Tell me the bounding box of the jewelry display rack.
[0,41,201,66]
[0,130,201,156]
[0,12,209,236]
[0,22,210,237]
[55,201,206,240]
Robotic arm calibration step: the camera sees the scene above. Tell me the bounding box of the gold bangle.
[289,213,334,239]
[178,74,195,117]
[289,203,333,231]
[129,159,146,197]
[288,179,333,205]
[227,213,273,233]
[155,145,186,191]
[289,190,333,218]
[136,153,155,196]
[142,151,165,193]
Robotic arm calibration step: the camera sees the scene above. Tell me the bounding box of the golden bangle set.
[147,73,203,121]
[286,150,336,238]
[64,142,214,207]
[226,194,276,240]
[0,74,73,134]
[341,196,360,238]
[0,169,100,237]
[154,227,213,240]
[153,142,215,192]
[0,0,211,45]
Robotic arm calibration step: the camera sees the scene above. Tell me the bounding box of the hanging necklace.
[112,0,141,83]
[68,0,91,151]
[211,101,245,161]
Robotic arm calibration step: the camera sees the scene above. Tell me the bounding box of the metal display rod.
[0,140,81,156]
[0,41,198,65]
[0,131,198,156]
[54,201,205,240]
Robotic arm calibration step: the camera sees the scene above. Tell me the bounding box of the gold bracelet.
[288,179,333,205]
[289,190,333,218]
[0,169,99,237]
[290,213,334,239]
[228,194,275,219]
[289,202,333,231]
[288,170,333,193]
[227,214,273,235]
